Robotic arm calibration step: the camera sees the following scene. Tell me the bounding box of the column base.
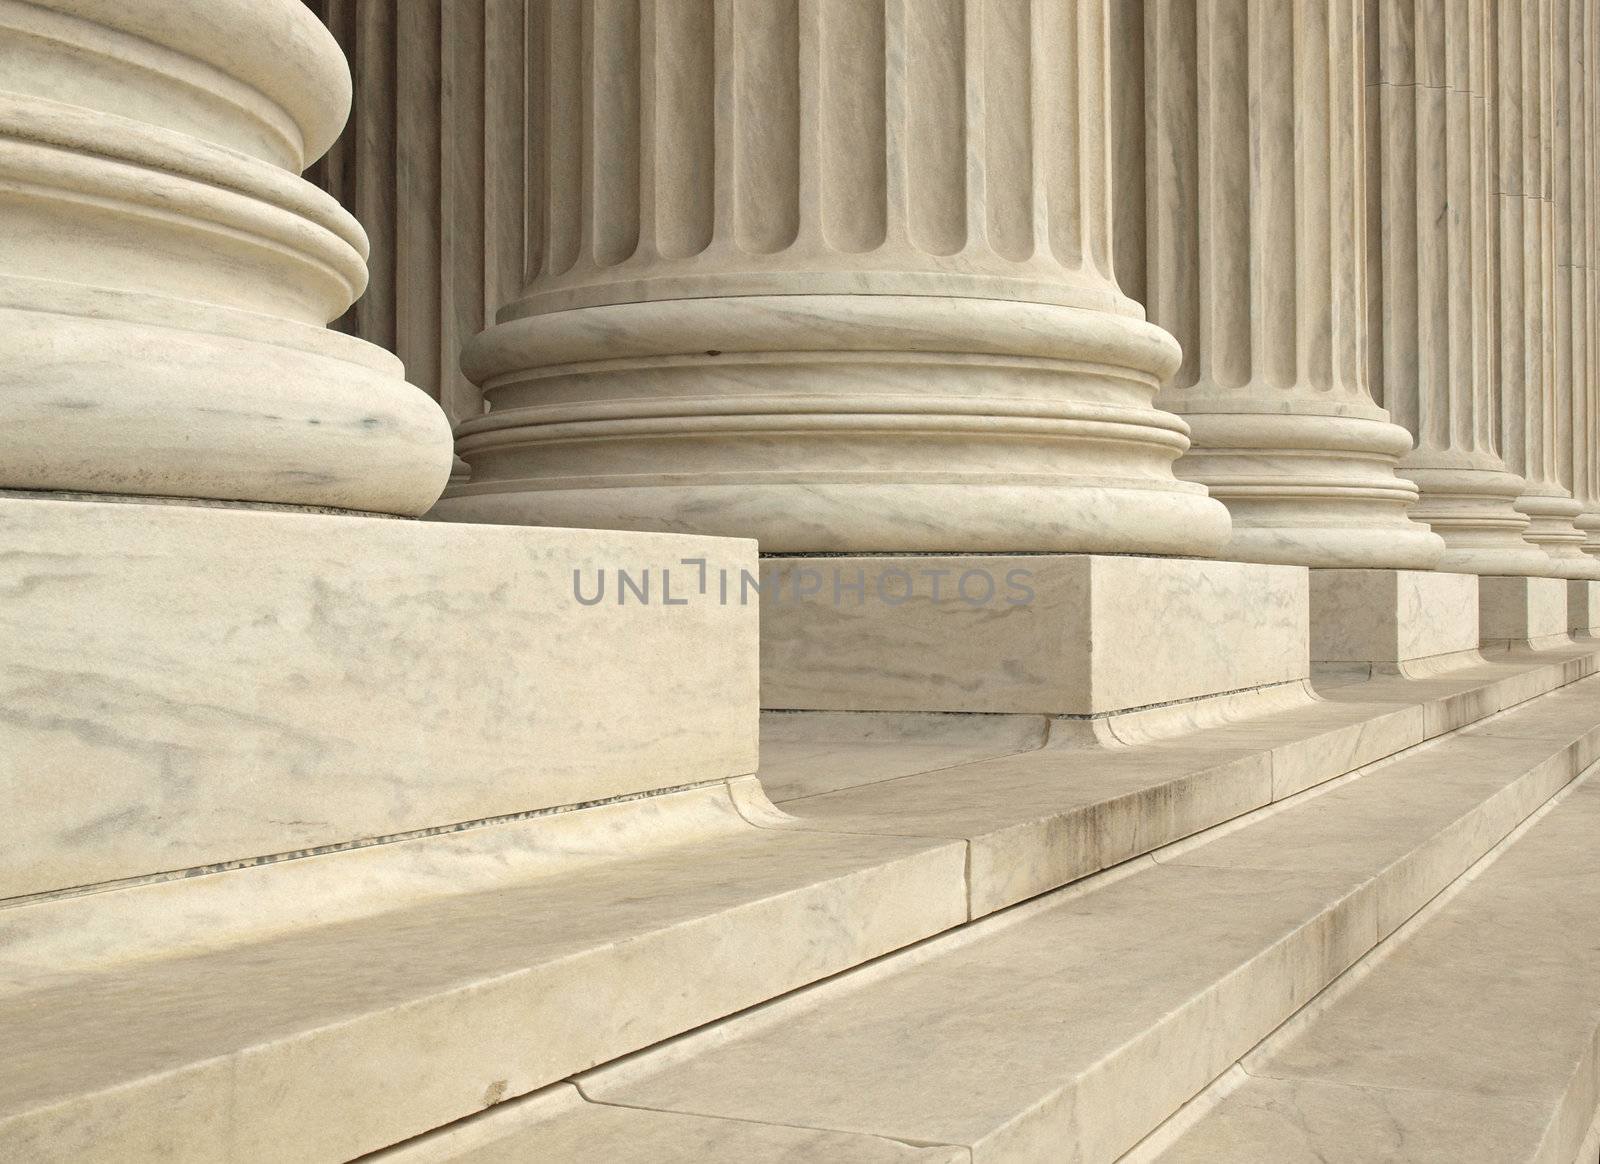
[1,496,757,900]
[442,295,1232,557]
[1309,569,1481,679]
[1479,576,1572,651]
[758,554,1309,719]
[1569,580,1600,636]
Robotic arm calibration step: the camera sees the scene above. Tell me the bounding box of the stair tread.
[376,1084,966,1164]
[422,674,1600,1163]
[0,783,967,1162]
[1151,776,1600,1163]
[777,648,1600,913]
[7,650,1597,1162]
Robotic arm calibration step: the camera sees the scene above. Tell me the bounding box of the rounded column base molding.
[1402,463,1557,576]
[432,482,1230,557]
[448,295,1232,555]
[1576,509,1600,557]
[0,280,453,517]
[1173,413,1445,569]
[1515,489,1600,577]
[0,0,453,515]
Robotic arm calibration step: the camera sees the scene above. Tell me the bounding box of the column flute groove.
[1493,0,1597,577]
[434,0,1232,554]
[1143,0,1443,568]
[1366,0,1551,575]
[1562,0,1600,552]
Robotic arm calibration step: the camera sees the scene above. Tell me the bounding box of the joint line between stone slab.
[1124,765,1599,1162]
[0,773,747,910]
[570,1084,975,1157]
[1234,762,1600,1073]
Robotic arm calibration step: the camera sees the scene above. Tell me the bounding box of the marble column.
[1366,0,1551,576]
[432,0,1232,555]
[0,0,451,516]
[1493,0,1597,577]
[1566,0,1600,554]
[1143,0,1442,568]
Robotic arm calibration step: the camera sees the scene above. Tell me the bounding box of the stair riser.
[970,739,1598,1162]
[0,845,965,1163]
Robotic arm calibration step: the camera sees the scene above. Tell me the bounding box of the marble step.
[391,675,1600,1163]
[6,647,1596,1163]
[1136,772,1600,1164]
[0,779,969,1163]
[767,643,1600,915]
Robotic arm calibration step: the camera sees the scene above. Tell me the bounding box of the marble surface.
[0,0,454,514]
[759,554,1309,715]
[1570,579,1600,634]
[7,586,1599,1161]
[0,496,758,899]
[757,710,1048,803]
[0,780,967,1163]
[374,1083,967,1163]
[1146,1075,1553,1163]
[583,862,1374,1164]
[1481,575,1574,649]
[1143,1,1444,570]
[437,295,1233,554]
[1315,642,1600,735]
[1309,568,1480,671]
[1363,4,1559,581]
[431,0,1239,555]
[1156,777,1600,1163]
[576,685,1600,1162]
[766,646,1597,916]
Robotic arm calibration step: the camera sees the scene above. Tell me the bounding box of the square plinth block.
[1309,569,1480,677]
[1479,575,1572,650]
[1569,579,1600,635]
[758,554,1308,716]
[0,497,758,900]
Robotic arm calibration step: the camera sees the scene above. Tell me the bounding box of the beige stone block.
[0,496,758,898]
[760,555,1309,716]
[1480,576,1572,649]
[1309,569,1480,674]
[1569,578,1600,634]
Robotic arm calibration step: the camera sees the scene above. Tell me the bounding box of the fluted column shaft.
[1564,0,1600,551]
[1494,0,1596,576]
[1144,0,1443,568]
[0,0,451,515]
[434,0,1231,555]
[1365,0,1549,575]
